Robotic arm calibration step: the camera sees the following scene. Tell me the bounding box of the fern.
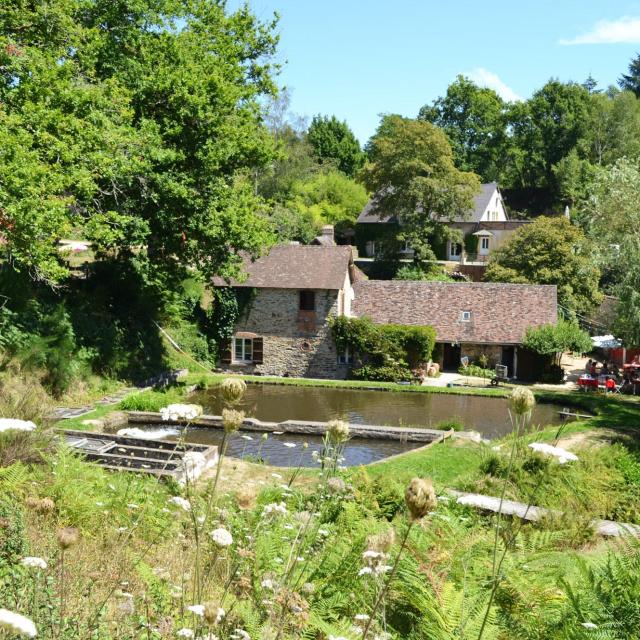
[0,462,30,495]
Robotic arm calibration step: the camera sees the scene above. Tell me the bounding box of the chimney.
[321,225,335,244]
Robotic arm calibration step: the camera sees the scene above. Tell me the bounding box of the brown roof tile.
[214,244,354,290]
[352,280,557,344]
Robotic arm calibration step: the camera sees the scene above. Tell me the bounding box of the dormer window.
[461,311,472,322]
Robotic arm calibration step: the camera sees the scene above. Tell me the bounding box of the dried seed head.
[56,527,80,550]
[219,378,247,405]
[366,528,396,553]
[222,408,244,434]
[203,601,225,624]
[327,419,349,443]
[327,477,346,494]
[509,387,535,416]
[37,498,55,513]
[404,478,437,520]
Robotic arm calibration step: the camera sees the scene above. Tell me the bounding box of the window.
[299,290,316,311]
[400,240,412,253]
[366,240,377,257]
[338,346,354,365]
[481,237,490,250]
[233,337,253,362]
[450,242,462,257]
[461,311,472,322]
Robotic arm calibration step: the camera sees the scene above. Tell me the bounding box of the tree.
[307,115,365,177]
[0,0,280,285]
[360,115,481,261]
[418,75,508,182]
[582,158,640,344]
[523,319,592,366]
[619,53,640,97]
[484,216,601,313]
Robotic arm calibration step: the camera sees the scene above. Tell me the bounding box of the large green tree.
[418,75,508,182]
[619,53,640,97]
[0,0,279,285]
[307,114,364,177]
[582,158,640,344]
[360,115,480,261]
[484,216,601,313]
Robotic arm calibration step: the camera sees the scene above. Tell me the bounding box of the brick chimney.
[321,225,335,243]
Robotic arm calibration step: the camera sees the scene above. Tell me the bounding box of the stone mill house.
[213,244,557,380]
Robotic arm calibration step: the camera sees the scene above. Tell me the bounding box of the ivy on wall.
[207,287,256,353]
[331,316,436,382]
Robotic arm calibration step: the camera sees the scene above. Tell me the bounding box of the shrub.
[459,363,494,378]
[436,418,465,432]
[118,389,185,412]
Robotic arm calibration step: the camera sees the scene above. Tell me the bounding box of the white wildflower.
[358,567,373,576]
[230,630,250,640]
[528,442,578,464]
[0,419,36,433]
[210,527,233,547]
[318,528,329,536]
[160,403,203,422]
[262,502,288,516]
[187,604,204,616]
[168,496,191,512]
[0,609,37,637]
[177,629,194,638]
[20,557,47,570]
[261,578,275,590]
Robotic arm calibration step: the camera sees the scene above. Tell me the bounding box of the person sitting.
[601,361,610,375]
[590,362,597,377]
[585,359,593,374]
[605,377,616,393]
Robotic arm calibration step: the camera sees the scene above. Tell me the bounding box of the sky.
[230,0,640,143]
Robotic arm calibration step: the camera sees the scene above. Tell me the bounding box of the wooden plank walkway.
[126,411,452,444]
[449,490,640,538]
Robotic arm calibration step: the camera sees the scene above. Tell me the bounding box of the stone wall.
[459,344,503,368]
[225,288,347,379]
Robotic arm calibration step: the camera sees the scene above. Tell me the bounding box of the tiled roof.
[357,182,500,225]
[352,280,557,344]
[213,244,354,290]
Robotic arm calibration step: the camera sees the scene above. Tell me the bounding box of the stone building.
[216,244,361,379]
[214,245,557,380]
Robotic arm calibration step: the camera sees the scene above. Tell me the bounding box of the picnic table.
[577,375,599,390]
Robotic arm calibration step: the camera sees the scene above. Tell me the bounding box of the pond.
[190,383,562,439]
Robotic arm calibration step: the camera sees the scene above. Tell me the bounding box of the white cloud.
[560,16,640,45]
[465,68,524,102]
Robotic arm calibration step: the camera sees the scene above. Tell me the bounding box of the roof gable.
[352,280,557,344]
[213,245,355,291]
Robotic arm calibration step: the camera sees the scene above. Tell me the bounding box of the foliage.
[394,262,454,282]
[360,114,481,261]
[0,0,279,285]
[523,320,592,366]
[484,216,602,313]
[460,363,495,379]
[419,74,508,182]
[619,53,640,97]
[118,388,185,412]
[307,114,365,177]
[332,315,436,380]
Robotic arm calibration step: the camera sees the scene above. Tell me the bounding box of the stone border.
[125,411,452,444]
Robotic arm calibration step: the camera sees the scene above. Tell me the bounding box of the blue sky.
[231,0,640,143]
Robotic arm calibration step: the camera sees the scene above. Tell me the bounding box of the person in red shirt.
[605,377,616,393]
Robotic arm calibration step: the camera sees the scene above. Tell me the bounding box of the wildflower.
[169,496,191,512]
[222,408,245,433]
[20,557,47,570]
[317,528,329,537]
[230,630,250,640]
[187,604,204,616]
[0,419,36,433]
[404,477,437,520]
[180,451,208,483]
[261,578,275,590]
[177,629,194,638]
[160,404,203,422]
[262,502,287,516]
[0,609,37,637]
[509,387,535,416]
[326,419,349,443]
[367,528,396,553]
[528,442,578,464]
[56,527,80,550]
[283,442,296,448]
[327,477,346,494]
[203,603,225,624]
[210,527,233,547]
[219,377,247,404]
[358,567,373,576]
[311,450,320,461]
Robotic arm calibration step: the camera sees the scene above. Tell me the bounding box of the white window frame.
[480,237,490,250]
[338,345,354,365]
[366,240,377,257]
[400,240,412,254]
[233,336,253,363]
[460,311,472,322]
[450,242,462,257]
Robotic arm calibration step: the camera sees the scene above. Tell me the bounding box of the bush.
[351,363,413,383]
[118,389,185,412]
[436,418,465,432]
[459,364,494,378]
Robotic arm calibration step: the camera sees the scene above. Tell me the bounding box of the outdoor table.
[578,375,598,390]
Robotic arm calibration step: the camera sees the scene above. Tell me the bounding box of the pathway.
[448,489,640,538]
[52,386,140,420]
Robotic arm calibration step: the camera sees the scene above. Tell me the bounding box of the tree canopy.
[619,53,640,97]
[307,115,364,177]
[0,0,280,285]
[360,115,481,261]
[523,319,592,366]
[484,216,601,313]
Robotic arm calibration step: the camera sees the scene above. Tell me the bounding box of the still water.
[190,383,562,439]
